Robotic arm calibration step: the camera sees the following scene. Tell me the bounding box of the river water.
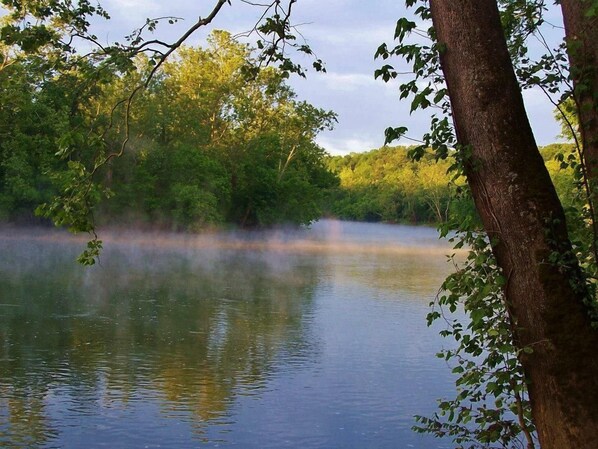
[0,220,459,448]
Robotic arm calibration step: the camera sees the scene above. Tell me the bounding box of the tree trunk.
[560,0,598,180]
[428,1,598,448]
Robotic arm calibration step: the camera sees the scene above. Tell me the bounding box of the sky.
[92,0,567,155]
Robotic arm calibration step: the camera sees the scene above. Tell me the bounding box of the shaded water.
[0,220,458,448]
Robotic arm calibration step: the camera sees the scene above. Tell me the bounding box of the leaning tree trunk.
[560,0,598,181]
[428,1,598,448]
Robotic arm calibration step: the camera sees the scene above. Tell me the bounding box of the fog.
[0,219,459,449]
[0,219,458,264]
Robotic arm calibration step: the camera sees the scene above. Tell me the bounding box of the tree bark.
[428,1,598,448]
[560,0,598,181]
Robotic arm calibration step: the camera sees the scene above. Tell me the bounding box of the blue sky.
[95,0,566,155]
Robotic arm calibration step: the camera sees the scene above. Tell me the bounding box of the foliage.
[0,30,338,242]
[324,145,576,228]
[325,146,459,223]
[0,0,328,261]
[407,174,545,448]
[0,47,105,224]
[379,1,596,448]
[2,1,597,444]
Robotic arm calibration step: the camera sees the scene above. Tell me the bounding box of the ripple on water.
[0,222,457,449]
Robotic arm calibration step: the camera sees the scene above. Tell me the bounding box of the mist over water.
[0,220,457,448]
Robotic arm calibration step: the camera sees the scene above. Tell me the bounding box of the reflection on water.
[0,220,457,448]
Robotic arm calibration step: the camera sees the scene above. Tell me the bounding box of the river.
[0,220,459,448]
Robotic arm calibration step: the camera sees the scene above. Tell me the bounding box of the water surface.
[0,220,458,448]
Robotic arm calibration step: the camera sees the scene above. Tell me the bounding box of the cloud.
[318,72,380,91]
[104,0,162,14]
[306,24,394,48]
[317,135,382,156]
[522,88,561,145]
[90,0,563,152]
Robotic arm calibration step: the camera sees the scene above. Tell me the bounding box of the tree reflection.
[0,235,321,447]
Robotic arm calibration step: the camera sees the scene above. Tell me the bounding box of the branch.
[144,0,230,87]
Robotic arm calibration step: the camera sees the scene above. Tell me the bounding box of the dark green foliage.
[224,135,337,227]
[0,56,74,222]
[0,32,338,234]
[414,218,536,448]
[109,142,228,229]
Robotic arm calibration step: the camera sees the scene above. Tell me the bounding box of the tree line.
[324,143,578,226]
[0,43,579,233]
[0,31,337,230]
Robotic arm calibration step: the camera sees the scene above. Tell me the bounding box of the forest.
[325,143,578,225]
[0,31,578,231]
[0,31,339,230]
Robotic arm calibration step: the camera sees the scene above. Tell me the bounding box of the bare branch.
[144,0,230,86]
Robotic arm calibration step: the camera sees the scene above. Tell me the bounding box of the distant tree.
[326,146,457,224]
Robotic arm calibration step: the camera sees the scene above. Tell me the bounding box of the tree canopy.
[0,27,338,241]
